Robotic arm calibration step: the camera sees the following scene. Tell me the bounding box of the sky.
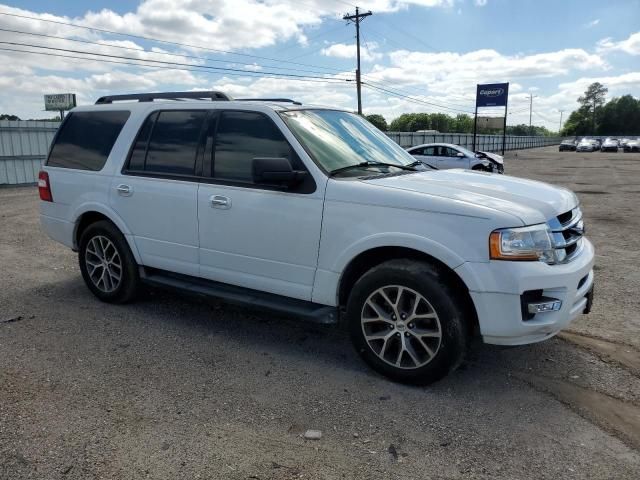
[0,0,639,130]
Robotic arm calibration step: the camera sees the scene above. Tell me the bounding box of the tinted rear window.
[145,110,207,175]
[47,111,130,171]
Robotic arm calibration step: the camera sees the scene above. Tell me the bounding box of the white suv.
[39,91,595,385]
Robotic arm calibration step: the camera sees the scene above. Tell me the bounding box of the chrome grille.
[548,207,584,264]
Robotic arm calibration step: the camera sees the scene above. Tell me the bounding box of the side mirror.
[456,152,465,158]
[252,157,306,187]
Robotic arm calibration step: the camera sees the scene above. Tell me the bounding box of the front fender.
[332,232,466,274]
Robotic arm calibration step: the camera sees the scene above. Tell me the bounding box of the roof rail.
[235,98,302,105]
[95,91,231,104]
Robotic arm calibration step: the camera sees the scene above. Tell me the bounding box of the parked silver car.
[406,143,504,173]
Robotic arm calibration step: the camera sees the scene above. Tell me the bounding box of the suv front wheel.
[347,259,468,385]
[78,220,139,303]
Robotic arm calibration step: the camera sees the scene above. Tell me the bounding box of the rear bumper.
[40,214,75,249]
[455,238,595,346]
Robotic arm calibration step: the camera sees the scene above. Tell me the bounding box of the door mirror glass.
[456,152,465,158]
[252,157,306,187]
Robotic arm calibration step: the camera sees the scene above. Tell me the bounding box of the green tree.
[0,114,20,121]
[597,95,640,136]
[578,82,608,110]
[563,82,609,135]
[451,114,474,133]
[364,114,388,131]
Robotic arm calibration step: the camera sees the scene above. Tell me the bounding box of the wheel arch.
[337,246,479,336]
[72,204,141,264]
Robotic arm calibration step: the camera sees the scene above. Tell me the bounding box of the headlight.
[489,224,554,262]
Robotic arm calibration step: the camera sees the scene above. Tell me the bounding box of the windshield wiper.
[329,161,417,177]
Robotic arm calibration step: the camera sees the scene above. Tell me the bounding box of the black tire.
[346,259,468,385]
[78,220,139,303]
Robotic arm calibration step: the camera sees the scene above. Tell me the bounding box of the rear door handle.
[116,184,132,196]
[210,195,231,209]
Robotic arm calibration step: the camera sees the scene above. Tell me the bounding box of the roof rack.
[95,91,231,104]
[235,98,302,105]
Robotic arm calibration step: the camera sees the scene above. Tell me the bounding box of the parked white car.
[601,138,618,152]
[39,91,594,385]
[406,143,504,173]
[576,139,597,152]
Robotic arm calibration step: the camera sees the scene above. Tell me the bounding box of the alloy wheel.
[361,285,442,369]
[85,235,122,293]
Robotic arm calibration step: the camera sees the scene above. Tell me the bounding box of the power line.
[362,82,474,114]
[0,10,349,75]
[286,33,354,60]
[0,40,355,82]
[0,45,354,86]
[0,27,349,77]
[273,22,348,55]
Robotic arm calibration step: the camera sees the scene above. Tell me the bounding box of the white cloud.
[321,42,383,61]
[584,18,600,28]
[0,0,634,130]
[364,47,608,97]
[474,0,488,6]
[597,31,640,56]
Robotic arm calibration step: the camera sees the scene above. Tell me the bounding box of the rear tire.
[78,220,139,303]
[346,259,468,385]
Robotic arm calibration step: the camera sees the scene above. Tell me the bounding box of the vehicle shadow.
[33,275,582,392]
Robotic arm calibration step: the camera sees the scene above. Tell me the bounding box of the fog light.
[527,299,562,315]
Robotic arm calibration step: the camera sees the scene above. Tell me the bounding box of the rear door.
[110,109,208,277]
[197,110,323,301]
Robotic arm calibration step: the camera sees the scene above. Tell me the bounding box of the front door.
[197,110,324,301]
[439,146,469,169]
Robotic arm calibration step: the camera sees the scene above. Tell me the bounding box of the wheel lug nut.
[391,314,396,320]
[409,323,414,328]
[395,332,400,337]
[401,314,406,320]
[404,332,410,337]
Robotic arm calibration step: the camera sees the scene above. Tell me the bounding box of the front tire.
[347,259,468,385]
[78,220,139,303]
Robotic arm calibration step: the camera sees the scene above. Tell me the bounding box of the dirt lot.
[1,146,640,479]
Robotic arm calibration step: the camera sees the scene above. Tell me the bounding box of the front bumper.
[455,238,595,345]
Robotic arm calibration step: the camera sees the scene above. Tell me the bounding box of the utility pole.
[592,97,596,134]
[559,110,563,133]
[343,6,372,115]
[527,94,538,134]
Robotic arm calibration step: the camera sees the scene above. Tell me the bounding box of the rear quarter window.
[47,110,130,171]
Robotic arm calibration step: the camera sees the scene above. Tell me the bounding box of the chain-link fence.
[386,132,561,152]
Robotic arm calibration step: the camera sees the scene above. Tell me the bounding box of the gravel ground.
[1,146,639,479]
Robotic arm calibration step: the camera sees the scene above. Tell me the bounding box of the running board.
[139,268,338,325]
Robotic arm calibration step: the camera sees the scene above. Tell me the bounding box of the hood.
[362,169,577,224]
[477,151,504,165]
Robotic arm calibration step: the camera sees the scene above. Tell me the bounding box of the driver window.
[445,147,459,157]
[424,146,437,156]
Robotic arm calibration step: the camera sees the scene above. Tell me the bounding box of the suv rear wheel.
[78,220,139,303]
[347,259,468,385]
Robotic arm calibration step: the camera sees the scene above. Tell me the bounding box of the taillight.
[38,171,53,202]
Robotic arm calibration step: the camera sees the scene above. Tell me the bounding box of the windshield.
[280,109,416,174]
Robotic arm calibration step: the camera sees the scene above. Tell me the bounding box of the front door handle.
[116,184,132,196]
[210,195,231,209]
